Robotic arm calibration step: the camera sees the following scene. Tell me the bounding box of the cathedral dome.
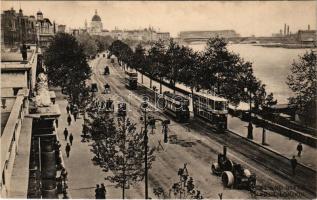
[92,10,101,22]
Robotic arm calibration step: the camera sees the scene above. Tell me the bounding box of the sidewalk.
[131,69,317,170]
[54,87,147,198]
[55,91,106,198]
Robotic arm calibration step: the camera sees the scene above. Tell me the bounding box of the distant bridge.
[181,36,293,45]
[182,37,246,44]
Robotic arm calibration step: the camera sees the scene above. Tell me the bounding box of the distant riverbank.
[254,43,317,49]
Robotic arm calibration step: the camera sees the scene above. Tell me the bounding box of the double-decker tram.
[160,91,190,123]
[193,91,228,131]
[124,71,138,89]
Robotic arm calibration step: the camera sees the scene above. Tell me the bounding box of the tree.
[201,37,253,105]
[44,33,91,103]
[177,47,202,108]
[92,35,115,53]
[165,40,185,93]
[147,39,166,91]
[86,103,156,199]
[286,50,317,127]
[131,44,148,84]
[108,40,134,70]
[76,33,98,57]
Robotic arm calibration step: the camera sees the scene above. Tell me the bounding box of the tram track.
[89,56,315,198]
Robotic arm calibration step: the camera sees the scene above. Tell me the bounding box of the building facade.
[1,47,39,198]
[1,8,37,47]
[297,30,317,44]
[1,8,57,49]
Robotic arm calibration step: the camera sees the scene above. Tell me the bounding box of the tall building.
[89,10,103,34]
[35,10,55,48]
[1,8,56,48]
[1,8,37,47]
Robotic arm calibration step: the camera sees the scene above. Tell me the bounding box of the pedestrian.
[73,111,78,122]
[66,104,70,114]
[69,133,74,146]
[55,118,59,128]
[67,115,72,126]
[290,155,297,175]
[100,183,106,199]
[95,184,101,199]
[297,143,303,157]
[65,143,71,158]
[61,167,68,183]
[70,104,74,114]
[64,128,69,141]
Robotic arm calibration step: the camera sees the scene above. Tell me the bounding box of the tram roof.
[163,91,188,101]
[125,70,138,76]
[194,91,228,102]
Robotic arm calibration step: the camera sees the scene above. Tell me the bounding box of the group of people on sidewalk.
[95,183,107,199]
[66,104,79,125]
[63,103,79,158]
[63,127,74,158]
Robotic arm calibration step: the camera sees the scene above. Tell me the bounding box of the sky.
[2,1,316,37]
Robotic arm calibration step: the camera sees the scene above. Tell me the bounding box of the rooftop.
[194,91,228,102]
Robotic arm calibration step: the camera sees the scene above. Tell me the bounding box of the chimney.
[287,25,290,35]
[284,24,286,36]
[308,24,310,30]
[280,29,283,35]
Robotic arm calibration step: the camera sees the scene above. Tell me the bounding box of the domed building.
[89,10,103,34]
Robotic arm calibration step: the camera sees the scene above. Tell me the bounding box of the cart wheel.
[222,171,234,188]
[211,162,220,175]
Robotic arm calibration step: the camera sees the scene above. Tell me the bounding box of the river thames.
[189,43,315,104]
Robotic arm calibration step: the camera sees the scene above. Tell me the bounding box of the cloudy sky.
[2,1,316,37]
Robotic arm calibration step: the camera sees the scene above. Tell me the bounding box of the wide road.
[89,54,315,199]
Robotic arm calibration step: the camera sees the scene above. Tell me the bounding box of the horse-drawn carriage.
[104,66,110,75]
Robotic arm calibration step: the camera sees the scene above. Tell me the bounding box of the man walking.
[66,104,70,114]
[290,155,298,175]
[64,128,69,141]
[95,184,101,199]
[297,143,303,157]
[65,143,71,158]
[100,183,106,199]
[73,111,78,122]
[67,115,72,126]
[69,133,74,146]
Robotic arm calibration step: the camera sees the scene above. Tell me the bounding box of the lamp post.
[244,87,253,140]
[141,101,170,199]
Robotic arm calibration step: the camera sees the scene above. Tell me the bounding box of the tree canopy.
[86,100,156,198]
[108,37,275,108]
[287,50,317,127]
[44,33,91,104]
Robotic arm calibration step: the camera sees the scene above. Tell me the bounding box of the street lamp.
[244,86,253,140]
[140,101,170,199]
